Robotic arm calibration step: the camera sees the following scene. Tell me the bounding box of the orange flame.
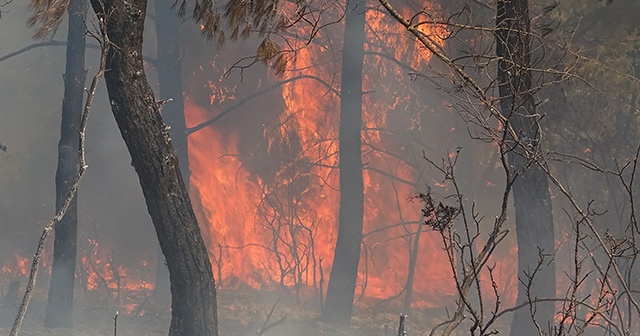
[80,239,154,315]
[1,252,28,278]
[183,1,464,309]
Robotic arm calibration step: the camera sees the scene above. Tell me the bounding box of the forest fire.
[182,1,519,310]
[0,1,522,319]
[0,247,154,316]
[1,0,638,334]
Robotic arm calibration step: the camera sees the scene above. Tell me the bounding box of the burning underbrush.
[0,0,522,334]
[179,0,514,312]
[0,239,155,320]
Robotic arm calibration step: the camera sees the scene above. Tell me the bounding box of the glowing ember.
[1,252,28,278]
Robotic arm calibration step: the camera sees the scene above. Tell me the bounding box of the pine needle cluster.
[27,0,300,74]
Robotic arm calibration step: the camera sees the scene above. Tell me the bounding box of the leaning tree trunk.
[322,0,366,326]
[89,0,218,334]
[495,1,556,334]
[44,0,87,327]
[151,0,188,306]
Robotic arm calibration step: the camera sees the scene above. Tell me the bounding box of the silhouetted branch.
[0,40,156,65]
[186,74,338,135]
[0,40,66,62]
[256,297,286,336]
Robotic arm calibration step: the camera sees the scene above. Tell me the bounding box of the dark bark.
[152,0,187,306]
[321,0,365,326]
[44,0,87,328]
[89,0,218,334]
[402,220,422,313]
[495,1,555,334]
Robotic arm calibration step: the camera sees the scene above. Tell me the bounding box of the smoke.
[0,0,157,296]
[0,0,515,333]
[0,2,65,257]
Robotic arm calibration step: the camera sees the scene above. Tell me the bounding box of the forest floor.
[0,287,498,335]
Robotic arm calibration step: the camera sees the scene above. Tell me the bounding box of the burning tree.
[16,0,334,335]
[181,0,466,326]
[8,0,547,334]
[7,0,637,334]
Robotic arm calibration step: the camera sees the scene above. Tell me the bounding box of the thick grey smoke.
[0,0,156,292]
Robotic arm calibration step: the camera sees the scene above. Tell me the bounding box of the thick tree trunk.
[495,1,556,334]
[44,0,87,327]
[321,0,365,326]
[152,0,187,307]
[89,0,218,334]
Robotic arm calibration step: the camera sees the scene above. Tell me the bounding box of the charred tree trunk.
[152,0,187,307]
[495,1,555,334]
[44,0,87,327]
[322,0,365,326]
[402,219,423,313]
[89,0,218,334]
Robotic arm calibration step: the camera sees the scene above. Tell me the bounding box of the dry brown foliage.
[27,0,70,39]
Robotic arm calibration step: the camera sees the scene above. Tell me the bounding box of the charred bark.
[89,0,218,334]
[322,0,365,326]
[152,0,187,307]
[44,0,87,327]
[495,1,555,334]
[402,219,423,313]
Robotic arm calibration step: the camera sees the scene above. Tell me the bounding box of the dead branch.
[256,297,285,336]
[0,39,154,64]
[0,40,66,62]
[186,74,338,136]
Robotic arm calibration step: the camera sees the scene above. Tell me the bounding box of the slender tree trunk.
[44,0,87,327]
[402,219,423,313]
[89,0,218,334]
[495,1,555,334]
[322,0,365,326]
[155,0,188,182]
[152,0,187,306]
